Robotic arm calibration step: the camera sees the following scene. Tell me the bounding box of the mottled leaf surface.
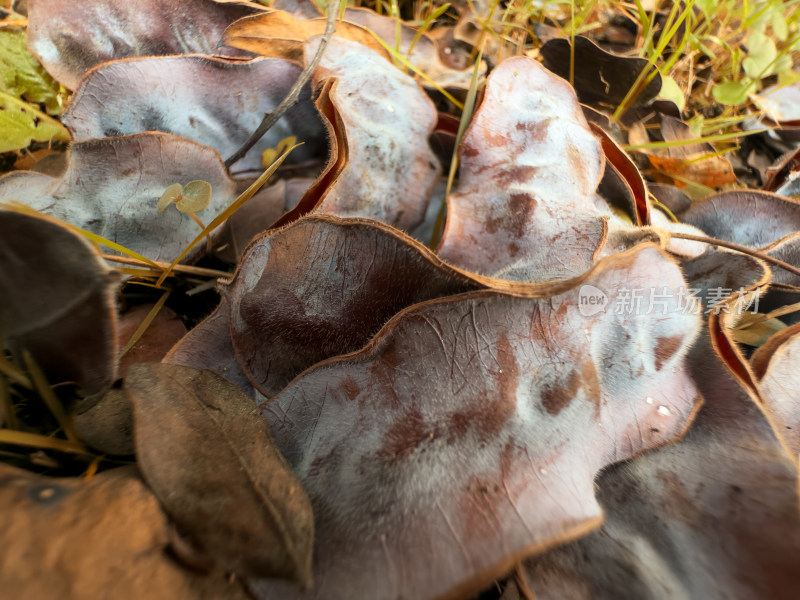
[63,55,324,174]
[251,244,702,600]
[125,363,314,582]
[27,0,262,89]
[520,342,800,600]
[226,215,482,397]
[0,464,249,599]
[681,190,800,248]
[0,133,237,263]
[752,323,800,455]
[0,210,118,395]
[306,37,440,232]
[437,56,609,282]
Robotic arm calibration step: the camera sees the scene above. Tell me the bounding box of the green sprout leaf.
[743,31,778,79]
[658,74,686,112]
[175,180,212,213]
[712,78,757,106]
[157,182,184,213]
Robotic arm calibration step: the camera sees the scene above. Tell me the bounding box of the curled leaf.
[519,342,800,600]
[437,55,608,282]
[681,190,800,249]
[252,244,702,600]
[0,133,238,263]
[226,215,482,397]
[305,36,441,231]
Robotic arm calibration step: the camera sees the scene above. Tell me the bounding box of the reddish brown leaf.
[117,304,187,378]
[226,215,483,397]
[125,363,314,582]
[222,9,390,63]
[27,0,263,89]
[437,55,608,282]
[163,297,254,397]
[0,464,249,599]
[641,117,737,189]
[0,210,118,395]
[251,243,702,600]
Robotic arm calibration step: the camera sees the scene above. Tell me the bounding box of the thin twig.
[101,254,231,279]
[668,233,800,280]
[224,5,338,168]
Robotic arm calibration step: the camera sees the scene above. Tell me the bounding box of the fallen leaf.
[117,304,187,377]
[681,189,800,249]
[518,342,800,600]
[0,210,118,396]
[251,243,702,600]
[0,464,250,599]
[27,0,263,89]
[437,55,609,282]
[225,215,482,397]
[751,322,800,455]
[540,36,662,108]
[222,8,390,63]
[303,36,441,232]
[270,79,347,230]
[125,363,314,583]
[640,116,737,189]
[72,386,135,455]
[0,133,238,263]
[63,55,325,175]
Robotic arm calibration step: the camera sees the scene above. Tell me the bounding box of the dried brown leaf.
[0,464,250,599]
[125,363,314,583]
[0,210,118,395]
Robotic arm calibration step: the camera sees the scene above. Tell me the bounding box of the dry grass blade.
[118,291,171,360]
[22,351,81,444]
[430,49,483,248]
[0,429,87,454]
[0,354,32,389]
